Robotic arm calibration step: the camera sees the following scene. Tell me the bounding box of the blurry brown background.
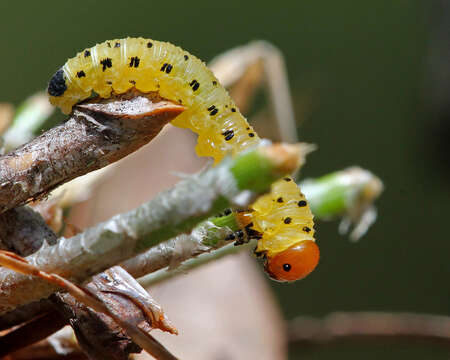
[0,1,448,359]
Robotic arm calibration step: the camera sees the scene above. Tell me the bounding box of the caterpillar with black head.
[47,37,319,282]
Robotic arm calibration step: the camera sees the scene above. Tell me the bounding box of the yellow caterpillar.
[47,37,319,282]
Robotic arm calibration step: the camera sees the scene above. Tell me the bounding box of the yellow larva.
[48,37,259,162]
[243,178,318,281]
[47,37,318,281]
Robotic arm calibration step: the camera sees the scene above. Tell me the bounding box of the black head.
[47,68,67,97]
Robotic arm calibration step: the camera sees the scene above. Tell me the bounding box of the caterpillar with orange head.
[47,37,319,282]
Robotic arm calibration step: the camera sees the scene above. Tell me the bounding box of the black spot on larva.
[246,127,250,130]
[147,42,153,48]
[277,197,284,203]
[100,58,112,71]
[160,63,173,74]
[47,68,67,97]
[106,81,112,85]
[208,105,218,116]
[178,99,183,104]
[84,50,91,57]
[249,133,255,137]
[161,63,172,73]
[283,263,291,272]
[129,57,140,68]
[212,80,217,86]
[184,54,189,60]
[76,70,86,78]
[231,108,236,112]
[129,80,136,85]
[284,177,292,182]
[189,80,200,91]
[303,226,311,233]
[107,42,111,48]
[298,200,307,207]
[114,42,120,48]
[222,129,234,141]
[284,217,292,224]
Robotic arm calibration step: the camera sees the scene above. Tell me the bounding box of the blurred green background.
[0,1,448,359]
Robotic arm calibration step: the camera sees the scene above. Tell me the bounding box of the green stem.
[132,168,383,285]
[299,167,383,219]
[231,150,277,192]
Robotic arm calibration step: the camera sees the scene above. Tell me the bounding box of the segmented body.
[47,37,317,281]
[249,178,315,257]
[48,37,259,162]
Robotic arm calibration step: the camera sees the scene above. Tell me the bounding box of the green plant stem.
[299,167,383,219]
[132,168,383,286]
[122,213,240,279]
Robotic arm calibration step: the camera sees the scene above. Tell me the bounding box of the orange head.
[265,240,320,282]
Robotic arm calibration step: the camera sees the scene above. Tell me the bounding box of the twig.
[0,143,301,315]
[138,241,255,288]
[7,326,83,360]
[0,300,55,332]
[52,266,177,360]
[122,213,239,278]
[0,206,57,256]
[288,312,450,347]
[129,213,255,287]
[0,310,67,357]
[0,92,185,213]
[0,252,178,360]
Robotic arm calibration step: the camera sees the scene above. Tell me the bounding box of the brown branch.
[0,91,185,213]
[0,310,67,358]
[51,266,176,360]
[0,206,57,256]
[0,300,54,332]
[288,312,450,347]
